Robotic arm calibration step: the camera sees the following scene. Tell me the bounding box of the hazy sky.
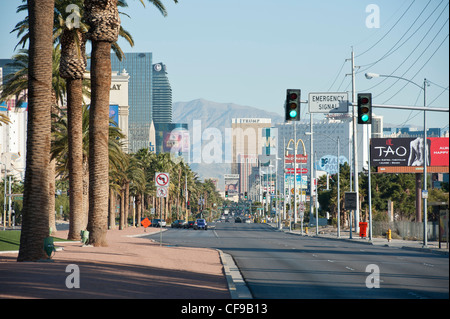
[0,0,448,130]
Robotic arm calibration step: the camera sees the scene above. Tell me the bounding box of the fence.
[372,221,439,241]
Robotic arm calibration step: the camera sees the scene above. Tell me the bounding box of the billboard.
[317,155,349,174]
[224,174,240,196]
[109,104,119,127]
[371,137,449,167]
[163,127,190,154]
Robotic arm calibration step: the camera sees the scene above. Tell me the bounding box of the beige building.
[231,118,271,195]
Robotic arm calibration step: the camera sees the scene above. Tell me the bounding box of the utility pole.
[347,48,360,234]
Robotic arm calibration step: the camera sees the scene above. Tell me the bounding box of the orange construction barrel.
[359,222,368,238]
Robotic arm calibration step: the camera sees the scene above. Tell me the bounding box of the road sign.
[141,217,151,228]
[309,92,349,114]
[155,172,170,187]
[344,192,357,210]
[157,186,168,198]
[285,168,308,174]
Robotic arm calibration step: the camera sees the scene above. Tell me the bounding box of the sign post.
[345,192,357,239]
[155,173,170,246]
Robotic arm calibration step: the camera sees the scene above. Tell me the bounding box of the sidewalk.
[271,223,449,256]
[0,225,231,299]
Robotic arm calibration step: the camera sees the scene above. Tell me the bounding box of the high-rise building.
[110,52,153,153]
[231,118,272,196]
[152,62,172,124]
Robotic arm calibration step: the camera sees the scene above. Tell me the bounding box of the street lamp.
[365,72,430,247]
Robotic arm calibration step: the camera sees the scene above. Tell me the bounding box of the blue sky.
[0,0,448,130]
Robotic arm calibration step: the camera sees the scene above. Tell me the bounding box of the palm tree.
[54,0,89,240]
[17,0,55,262]
[83,0,121,246]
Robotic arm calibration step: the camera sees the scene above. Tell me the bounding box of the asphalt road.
[146,222,449,299]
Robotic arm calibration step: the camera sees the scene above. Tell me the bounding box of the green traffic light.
[361,114,369,122]
[289,110,297,118]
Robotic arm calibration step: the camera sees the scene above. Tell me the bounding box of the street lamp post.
[365,73,429,247]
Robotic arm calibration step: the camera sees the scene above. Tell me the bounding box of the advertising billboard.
[163,127,190,154]
[371,137,449,167]
[109,104,119,127]
[224,174,240,196]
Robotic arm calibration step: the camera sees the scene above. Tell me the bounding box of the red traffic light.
[289,93,298,100]
[361,97,369,104]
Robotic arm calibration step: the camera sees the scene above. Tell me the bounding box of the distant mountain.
[172,99,283,189]
[172,98,284,131]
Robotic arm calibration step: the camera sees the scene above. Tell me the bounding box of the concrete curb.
[217,249,252,299]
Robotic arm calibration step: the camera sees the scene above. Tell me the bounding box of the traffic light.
[225,191,228,198]
[357,93,372,124]
[263,192,267,200]
[285,89,301,122]
[244,192,248,199]
[187,200,190,209]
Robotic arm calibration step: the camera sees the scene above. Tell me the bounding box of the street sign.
[285,154,308,164]
[141,217,151,228]
[344,192,357,210]
[157,186,168,198]
[155,172,170,187]
[309,92,349,114]
[285,168,308,174]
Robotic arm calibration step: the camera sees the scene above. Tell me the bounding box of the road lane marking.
[345,266,355,271]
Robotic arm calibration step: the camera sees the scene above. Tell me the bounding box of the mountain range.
[172,98,284,131]
[172,99,283,189]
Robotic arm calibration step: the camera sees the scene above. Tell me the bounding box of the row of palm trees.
[1,0,189,261]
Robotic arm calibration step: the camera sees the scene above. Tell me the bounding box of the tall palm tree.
[17,0,55,262]
[58,0,88,240]
[83,0,121,246]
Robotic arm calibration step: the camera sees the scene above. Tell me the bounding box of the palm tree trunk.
[67,78,84,240]
[87,41,112,246]
[119,187,125,230]
[109,187,116,229]
[48,158,56,234]
[60,27,87,240]
[85,0,120,247]
[125,181,130,227]
[18,0,54,262]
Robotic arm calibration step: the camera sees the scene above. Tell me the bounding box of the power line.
[356,0,416,58]
[382,32,449,104]
[358,0,443,73]
[360,14,449,96]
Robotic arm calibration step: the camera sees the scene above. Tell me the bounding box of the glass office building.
[154,123,189,163]
[110,52,153,152]
[152,62,172,124]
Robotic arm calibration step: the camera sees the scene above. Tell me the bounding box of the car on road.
[171,220,186,228]
[235,216,242,223]
[151,219,166,227]
[184,220,195,229]
[194,219,208,230]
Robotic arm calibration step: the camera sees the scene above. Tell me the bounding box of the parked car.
[184,221,195,229]
[151,219,166,227]
[171,220,186,228]
[194,219,208,230]
[235,217,242,223]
